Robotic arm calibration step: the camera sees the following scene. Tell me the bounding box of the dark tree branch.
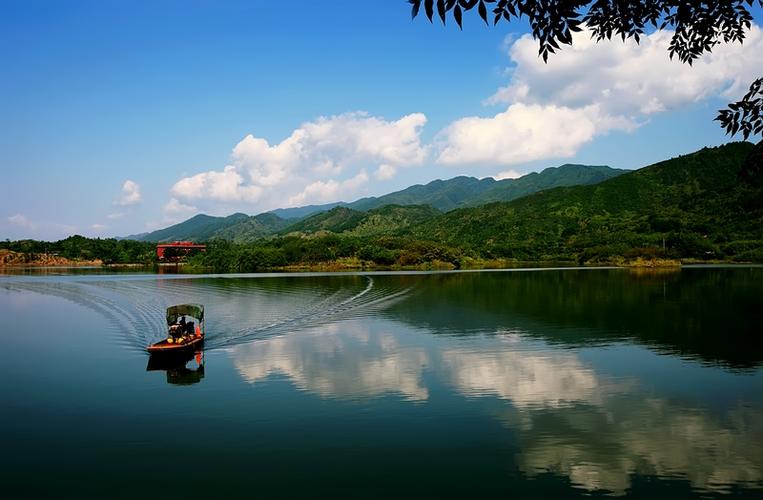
[716,77,763,140]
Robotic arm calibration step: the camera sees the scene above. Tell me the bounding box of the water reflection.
[2,268,762,497]
[441,346,609,408]
[233,323,429,400]
[229,317,763,494]
[146,351,205,385]
[509,397,763,494]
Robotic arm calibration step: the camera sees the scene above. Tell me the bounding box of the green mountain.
[210,213,292,243]
[135,213,249,242]
[281,204,441,237]
[348,163,624,212]
[132,163,622,242]
[136,212,288,243]
[466,164,625,207]
[280,206,366,234]
[267,163,624,219]
[406,142,761,262]
[270,202,347,220]
[349,176,495,212]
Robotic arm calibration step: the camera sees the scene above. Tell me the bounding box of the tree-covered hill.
[135,212,289,243]
[347,163,623,212]
[281,204,441,237]
[207,213,292,243]
[131,163,624,242]
[408,142,762,262]
[466,164,625,207]
[135,213,249,242]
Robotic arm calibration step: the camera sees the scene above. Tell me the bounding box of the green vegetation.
[5,142,762,271]
[0,236,156,265]
[412,142,762,264]
[271,163,624,218]
[186,142,762,271]
[130,212,290,243]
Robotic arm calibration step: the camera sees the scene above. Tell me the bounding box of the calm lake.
[1,266,762,498]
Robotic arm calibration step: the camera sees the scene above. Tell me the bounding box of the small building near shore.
[156,241,206,262]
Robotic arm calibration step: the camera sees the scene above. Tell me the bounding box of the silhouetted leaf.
[410,0,421,19]
[478,1,488,25]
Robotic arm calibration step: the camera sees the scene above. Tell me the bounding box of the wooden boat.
[147,304,205,354]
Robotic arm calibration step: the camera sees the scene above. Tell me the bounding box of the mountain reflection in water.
[1,267,761,497]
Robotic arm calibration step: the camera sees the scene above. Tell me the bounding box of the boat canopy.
[166,304,204,326]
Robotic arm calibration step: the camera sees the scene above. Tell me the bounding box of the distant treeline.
[3,227,761,273]
[184,232,762,273]
[186,235,464,272]
[1,236,156,265]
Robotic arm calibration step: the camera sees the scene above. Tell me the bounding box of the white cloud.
[495,169,522,180]
[169,112,427,212]
[437,24,763,167]
[437,103,635,166]
[171,166,262,203]
[8,213,36,229]
[107,212,126,220]
[115,180,142,206]
[490,25,763,115]
[288,170,369,206]
[91,223,107,231]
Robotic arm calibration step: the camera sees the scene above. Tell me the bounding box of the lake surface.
[1,267,762,498]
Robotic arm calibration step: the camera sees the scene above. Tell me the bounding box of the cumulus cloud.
[288,170,369,206]
[115,180,142,206]
[437,24,763,167]
[171,166,262,203]
[170,112,428,212]
[437,103,635,166]
[489,25,763,114]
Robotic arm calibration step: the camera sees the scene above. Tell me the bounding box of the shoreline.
[2,257,759,274]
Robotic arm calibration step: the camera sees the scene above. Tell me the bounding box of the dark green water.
[1,267,762,499]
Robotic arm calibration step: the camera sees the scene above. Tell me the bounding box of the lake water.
[1,267,762,498]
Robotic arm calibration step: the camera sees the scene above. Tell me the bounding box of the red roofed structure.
[156,241,206,262]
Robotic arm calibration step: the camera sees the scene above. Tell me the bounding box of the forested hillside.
[411,142,761,262]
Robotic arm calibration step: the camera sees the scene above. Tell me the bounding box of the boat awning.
[166,304,204,325]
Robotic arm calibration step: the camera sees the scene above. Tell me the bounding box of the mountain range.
[132,163,625,242]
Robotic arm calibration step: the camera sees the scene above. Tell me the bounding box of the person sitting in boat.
[169,316,186,339]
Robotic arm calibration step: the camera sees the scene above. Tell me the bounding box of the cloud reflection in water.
[232,322,430,401]
[230,317,762,495]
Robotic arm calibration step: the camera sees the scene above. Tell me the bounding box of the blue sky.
[2,0,762,240]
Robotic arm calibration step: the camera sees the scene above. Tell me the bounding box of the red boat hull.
[147,335,204,354]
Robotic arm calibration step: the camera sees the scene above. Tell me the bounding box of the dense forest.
[3,142,762,271]
[0,236,156,265]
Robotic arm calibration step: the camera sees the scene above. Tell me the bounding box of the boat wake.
[0,274,412,353]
